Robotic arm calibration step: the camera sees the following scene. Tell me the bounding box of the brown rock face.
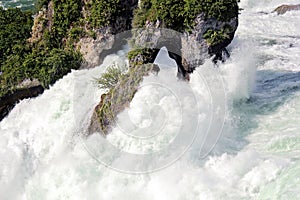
[272,4,300,15]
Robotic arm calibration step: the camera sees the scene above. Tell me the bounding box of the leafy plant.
[95,64,125,90]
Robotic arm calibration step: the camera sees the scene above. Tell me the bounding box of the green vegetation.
[0,8,33,64]
[95,64,125,90]
[86,0,122,28]
[0,6,82,98]
[127,48,158,66]
[95,63,159,134]
[0,7,33,97]
[203,26,232,46]
[133,0,239,31]
[51,0,82,47]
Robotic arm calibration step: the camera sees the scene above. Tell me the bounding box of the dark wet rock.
[0,85,44,121]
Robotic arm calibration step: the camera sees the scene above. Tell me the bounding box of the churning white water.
[1,0,300,199]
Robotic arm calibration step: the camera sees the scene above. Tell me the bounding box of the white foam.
[1,0,300,199]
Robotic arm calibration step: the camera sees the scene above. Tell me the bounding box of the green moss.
[133,0,238,31]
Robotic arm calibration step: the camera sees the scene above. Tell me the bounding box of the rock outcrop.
[77,0,139,68]
[88,63,159,135]
[129,0,239,79]
[29,0,139,69]
[89,0,239,135]
[272,4,300,15]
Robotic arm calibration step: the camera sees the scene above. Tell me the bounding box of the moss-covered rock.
[133,0,238,31]
[88,63,159,135]
[130,0,239,76]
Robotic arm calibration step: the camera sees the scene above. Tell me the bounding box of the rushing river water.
[0,0,34,10]
[1,0,300,199]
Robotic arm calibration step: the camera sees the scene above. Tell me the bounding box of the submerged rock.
[272,4,300,15]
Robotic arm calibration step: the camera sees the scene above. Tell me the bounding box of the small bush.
[95,64,126,90]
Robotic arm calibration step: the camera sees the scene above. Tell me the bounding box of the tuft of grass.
[95,63,159,134]
[95,63,126,90]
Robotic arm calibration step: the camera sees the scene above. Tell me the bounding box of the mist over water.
[1,0,300,199]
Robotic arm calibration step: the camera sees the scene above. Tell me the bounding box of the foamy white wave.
[1,0,300,199]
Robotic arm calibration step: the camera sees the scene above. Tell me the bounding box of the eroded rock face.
[28,2,54,44]
[183,12,238,72]
[272,4,300,15]
[78,0,139,68]
[89,0,240,135]
[78,28,116,69]
[129,0,239,78]
[88,63,160,135]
